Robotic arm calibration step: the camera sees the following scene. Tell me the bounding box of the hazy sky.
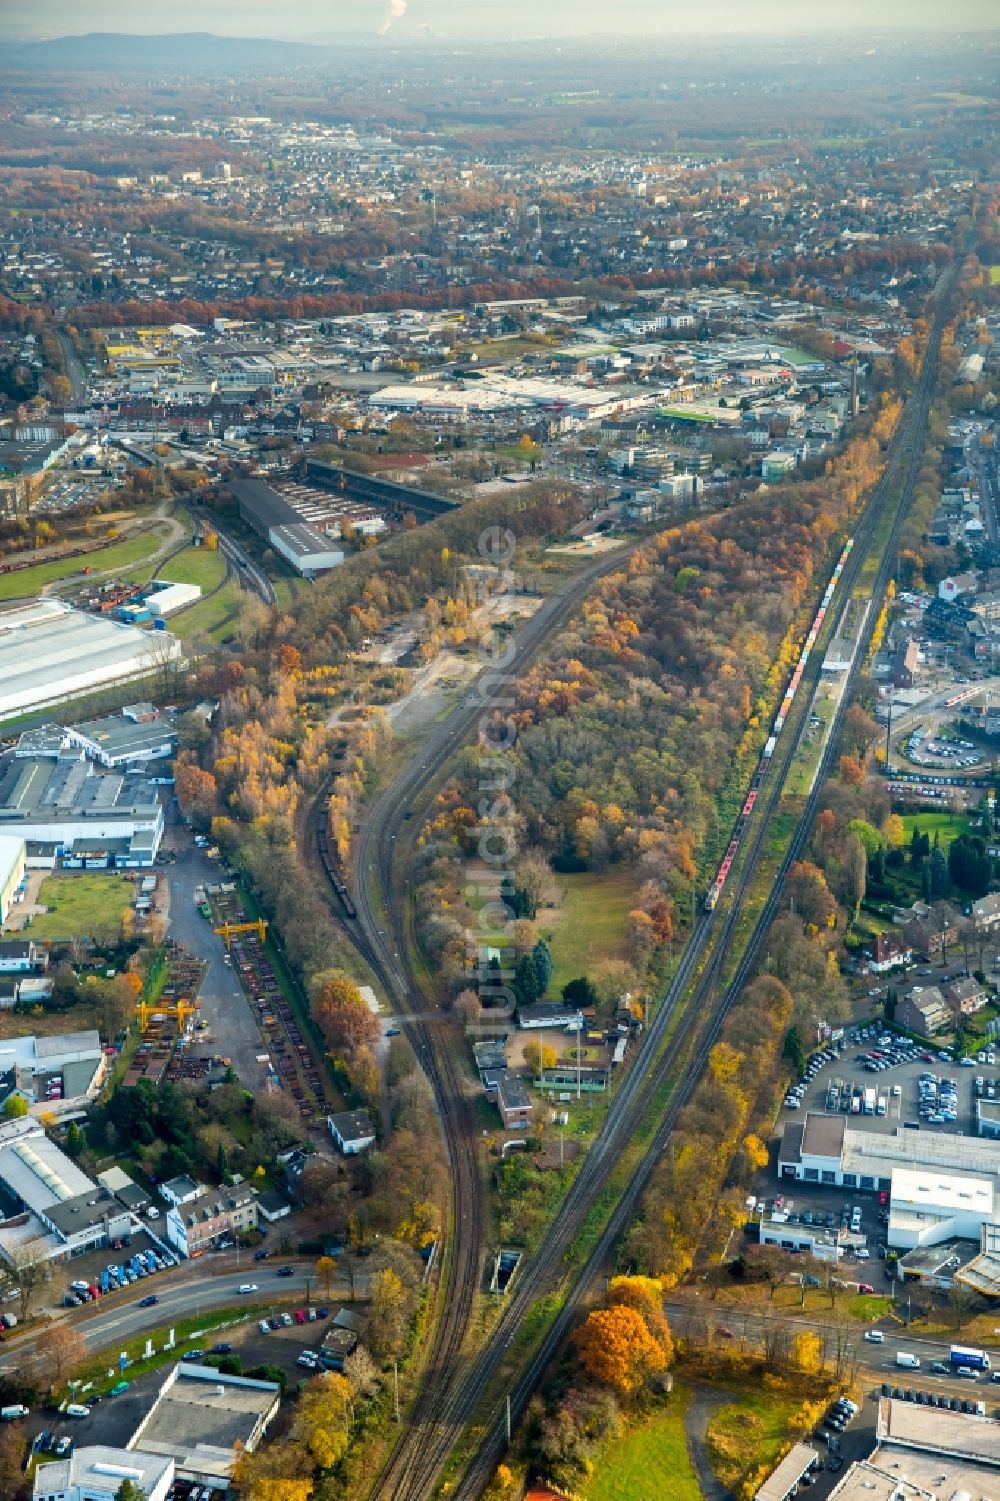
[3,0,998,38]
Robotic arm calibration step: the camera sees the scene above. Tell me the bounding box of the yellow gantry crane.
[213,919,268,946]
[136,998,200,1033]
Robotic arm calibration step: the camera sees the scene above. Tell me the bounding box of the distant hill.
[1,31,336,73]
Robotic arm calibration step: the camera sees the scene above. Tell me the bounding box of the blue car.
[138,1295,159,1308]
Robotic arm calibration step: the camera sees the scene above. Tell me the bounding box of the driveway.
[684,1385,734,1501]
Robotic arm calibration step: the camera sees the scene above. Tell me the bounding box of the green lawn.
[900,810,971,853]
[157,545,228,592]
[27,874,133,941]
[582,1388,701,1501]
[544,869,636,994]
[990,266,1000,286]
[0,530,168,601]
[705,1388,803,1493]
[166,579,243,642]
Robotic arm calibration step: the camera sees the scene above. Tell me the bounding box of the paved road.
[161,812,270,1094]
[56,330,86,405]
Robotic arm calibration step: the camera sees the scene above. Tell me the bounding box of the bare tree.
[3,1241,51,1321]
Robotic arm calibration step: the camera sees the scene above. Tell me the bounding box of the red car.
[857,1282,876,1295]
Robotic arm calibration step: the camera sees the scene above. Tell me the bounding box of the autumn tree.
[292,1371,353,1468]
[232,1440,313,1501]
[572,1304,668,1395]
[34,1322,87,1390]
[367,1267,412,1362]
[0,1423,28,1501]
[316,1255,336,1298]
[606,1276,674,1363]
[311,975,380,1063]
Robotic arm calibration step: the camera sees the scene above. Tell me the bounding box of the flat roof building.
[327,1108,376,1155]
[33,1446,173,1501]
[128,1362,281,1488]
[0,598,180,721]
[888,1167,994,1250]
[779,1112,1000,1193]
[0,750,164,867]
[0,835,25,924]
[754,1443,821,1501]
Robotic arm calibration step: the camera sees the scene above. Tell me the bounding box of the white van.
[896,1351,921,1369]
[65,1404,91,1418]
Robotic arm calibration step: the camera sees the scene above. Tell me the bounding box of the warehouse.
[231,476,345,575]
[33,1447,174,1501]
[63,704,178,769]
[0,835,26,923]
[128,1362,282,1488]
[0,1029,105,1104]
[144,579,202,616]
[0,751,164,866]
[0,598,181,721]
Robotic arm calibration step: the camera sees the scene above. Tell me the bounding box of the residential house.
[972,894,1000,933]
[944,977,989,1016]
[165,1183,258,1258]
[896,986,951,1038]
[0,939,45,974]
[872,930,913,972]
[900,916,958,961]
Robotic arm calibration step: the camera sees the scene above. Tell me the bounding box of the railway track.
[306,265,954,1499]
[444,264,960,1501]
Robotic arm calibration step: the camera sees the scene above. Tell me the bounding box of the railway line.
[444,263,960,1501]
[304,261,955,1501]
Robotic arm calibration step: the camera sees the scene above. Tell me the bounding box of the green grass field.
[990,266,1000,286]
[0,530,168,601]
[582,1389,701,1501]
[705,1389,803,1493]
[157,545,228,592]
[544,869,636,993]
[27,874,133,941]
[900,810,971,852]
[166,579,243,641]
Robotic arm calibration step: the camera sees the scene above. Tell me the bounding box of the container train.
[704,537,854,912]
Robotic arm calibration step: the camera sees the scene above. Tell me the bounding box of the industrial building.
[887,1167,994,1250]
[231,476,345,574]
[327,1108,376,1155]
[758,1397,1000,1500]
[0,749,164,867]
[0,835,26,923]
[0,1117,132,1266]
[0,1029,105,1105]
[33,1447,174,1501]
[128,1362,282,1488]
[0,598,181,721]
[144,578,202,616]
[15,704,178,771]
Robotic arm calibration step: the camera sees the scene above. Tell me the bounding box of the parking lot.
[25,1304,340,1495]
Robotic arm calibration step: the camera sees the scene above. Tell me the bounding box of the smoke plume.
[378,0,407,35]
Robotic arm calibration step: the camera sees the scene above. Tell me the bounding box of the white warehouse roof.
[0,600,181,721]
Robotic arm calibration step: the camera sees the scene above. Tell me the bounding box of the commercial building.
[128,1362,282,1489]
[0,1029,105,1104]
[887,1167,994,1250]
[0,835,26,923]
[165,1182,259,1258]
[515,1002,585,1031]
[0,598,181,721]
[779,1112,1000,1193]
[0,750,164,867]
[816,1398,1000,1498]
[327,1108,377,1155]
[33,1447,174,1501]
[0,1117,130,1266]
[56,704,178,769]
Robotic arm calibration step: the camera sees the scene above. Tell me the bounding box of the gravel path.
[684,1385,736,1501]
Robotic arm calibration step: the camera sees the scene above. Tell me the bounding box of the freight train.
[704,537,854,912]
[316,804,358,920]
